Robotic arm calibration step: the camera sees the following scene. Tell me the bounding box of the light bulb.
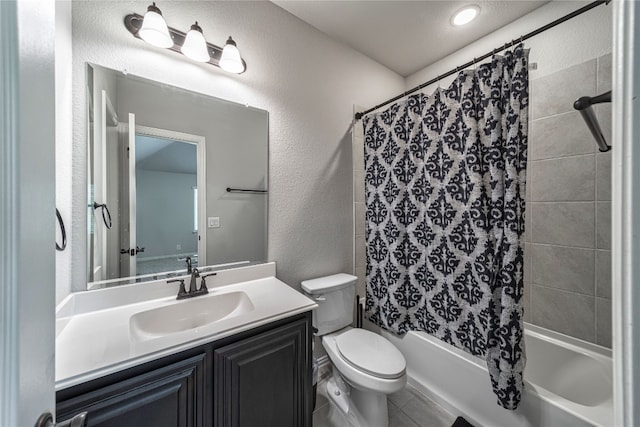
[138,3,173,48]
[219,36,245,74]
[451,5,480,27]
[181,22,210,62]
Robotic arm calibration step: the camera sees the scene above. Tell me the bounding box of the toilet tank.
[301,273,357,336]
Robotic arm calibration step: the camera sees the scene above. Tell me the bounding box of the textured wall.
[58,1,405,299]
[55,1,73,304]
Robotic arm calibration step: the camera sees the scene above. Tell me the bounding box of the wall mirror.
[87,63,268,288]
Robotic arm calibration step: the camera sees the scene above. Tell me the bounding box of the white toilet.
[302,273,406,427]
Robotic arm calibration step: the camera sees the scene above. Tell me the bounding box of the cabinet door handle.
[35,411,87,427]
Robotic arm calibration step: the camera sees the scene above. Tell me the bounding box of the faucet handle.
[168,279,188,299]
[199,273,217,293]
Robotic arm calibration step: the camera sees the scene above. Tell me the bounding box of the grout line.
[530,109,578,122]
[527,242,595,251]
[530,108,580,122]
[527,240,595,250]
[529,152,597,162]
[530,282,595,298]
[529,198,596,203]
[594,152,599,310]
[528,201,595,205]
[529,153,596,164]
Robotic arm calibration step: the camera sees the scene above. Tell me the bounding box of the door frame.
[612,0,640,424]
[0,0,56,425]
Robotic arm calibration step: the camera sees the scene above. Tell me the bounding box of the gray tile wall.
[525,54,612,347]
[353,54,612,348]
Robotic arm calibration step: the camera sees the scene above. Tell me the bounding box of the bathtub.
[365,321,613,427]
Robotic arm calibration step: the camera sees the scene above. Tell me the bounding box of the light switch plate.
[208,217,220,228]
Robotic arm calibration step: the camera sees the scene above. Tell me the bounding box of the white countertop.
[55,262,316,390]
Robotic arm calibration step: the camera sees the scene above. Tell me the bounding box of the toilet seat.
[335,329,405,379]
[322,327,407,401]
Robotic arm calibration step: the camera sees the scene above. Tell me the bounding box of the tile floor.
[313,379,457,427]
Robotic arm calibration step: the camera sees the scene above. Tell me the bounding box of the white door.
[119,113,138,277]
[128,113,138,277]
[0,0,57,425]
[91,89,110,281]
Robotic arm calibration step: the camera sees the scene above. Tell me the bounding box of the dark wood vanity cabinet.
[214,318,309,427]
[57,352,207,427]
[56,312,312,427]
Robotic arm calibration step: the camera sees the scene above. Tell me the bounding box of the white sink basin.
[130,291,254,340]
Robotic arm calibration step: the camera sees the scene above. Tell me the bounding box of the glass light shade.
[452,5,479,26]
[219,37,245,74]
[181,23,210,62]
[138,7,173,48]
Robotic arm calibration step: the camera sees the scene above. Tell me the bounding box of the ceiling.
[136,135,197,175]
[272,0,550,77]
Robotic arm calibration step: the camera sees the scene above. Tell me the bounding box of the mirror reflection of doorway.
[134,134,198,275]
[115,123,206,280]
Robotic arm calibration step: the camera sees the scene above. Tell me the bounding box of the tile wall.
[525,53,612,347]
[353,53,612,347]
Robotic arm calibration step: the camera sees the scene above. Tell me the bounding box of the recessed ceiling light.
[451,5,480,26]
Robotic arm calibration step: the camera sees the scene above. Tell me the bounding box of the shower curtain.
[363,45,528,410]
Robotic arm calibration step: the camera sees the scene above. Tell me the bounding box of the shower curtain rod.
[354,0,610,121]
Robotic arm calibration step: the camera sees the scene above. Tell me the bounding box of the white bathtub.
[365,321,613,427]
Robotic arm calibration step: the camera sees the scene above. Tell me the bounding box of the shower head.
[573,91,611,152]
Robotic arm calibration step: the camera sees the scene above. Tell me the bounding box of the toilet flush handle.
[313,295,326,301]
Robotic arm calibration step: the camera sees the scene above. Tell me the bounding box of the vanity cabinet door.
[56,352,207,427]
[213,318,312,427]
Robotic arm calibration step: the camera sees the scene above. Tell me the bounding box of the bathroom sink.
[130,291,255,340]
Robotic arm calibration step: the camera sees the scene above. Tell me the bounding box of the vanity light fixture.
[137,3,173,48]
[124,4,247,74]
[219,37,244,74]
[451,5,480,26]
[181,22,210,63]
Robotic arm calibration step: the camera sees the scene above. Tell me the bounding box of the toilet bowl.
[301,274,407,427]
[322,327,407,427]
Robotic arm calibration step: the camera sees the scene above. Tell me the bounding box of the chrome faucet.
[168,268,217,300]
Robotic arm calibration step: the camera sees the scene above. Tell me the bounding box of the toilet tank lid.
[301,273,357,294]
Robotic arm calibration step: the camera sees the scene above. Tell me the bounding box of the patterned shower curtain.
[363,45,528,410]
